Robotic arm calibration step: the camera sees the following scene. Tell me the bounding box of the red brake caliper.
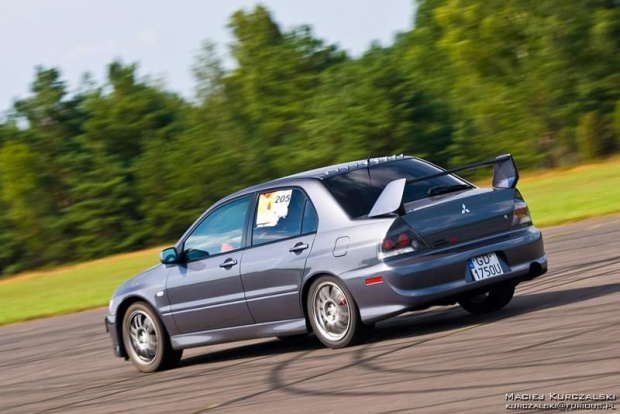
[338,295,347,306]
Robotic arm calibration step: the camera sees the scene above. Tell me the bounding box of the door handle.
[289,243,309,253]
[219,259,238,268]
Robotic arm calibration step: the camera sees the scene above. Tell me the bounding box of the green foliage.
[576,111,605,160]
[0,3,619,275]
[0,143,58,271]
[3,158,620,325]
[614,101,620,146]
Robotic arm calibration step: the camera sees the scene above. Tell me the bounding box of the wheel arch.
[114,295,159,358]
[300,271,341,331]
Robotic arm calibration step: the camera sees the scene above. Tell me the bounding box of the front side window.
[252,189,307,246]
[183,197,251,261]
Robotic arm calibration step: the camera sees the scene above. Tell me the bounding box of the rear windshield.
[323,159,465,218]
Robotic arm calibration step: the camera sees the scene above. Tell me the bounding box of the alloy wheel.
[312,281,351,341]
[127,310,158,364]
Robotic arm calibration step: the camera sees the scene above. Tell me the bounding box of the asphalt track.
[1,217,619,413]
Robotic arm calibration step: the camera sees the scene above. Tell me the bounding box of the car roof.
[176,154,413,247]
[221,154,411,202]
[287,154,410,179]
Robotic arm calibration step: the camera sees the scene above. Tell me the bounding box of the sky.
[0,0,415,111]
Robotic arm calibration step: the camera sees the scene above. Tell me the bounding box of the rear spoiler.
[368,154,519,218]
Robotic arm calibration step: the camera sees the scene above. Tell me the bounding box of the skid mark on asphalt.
[199,232,619,412]
[29,353,283,414]
[1,216,619,414]
[194,324,483,412]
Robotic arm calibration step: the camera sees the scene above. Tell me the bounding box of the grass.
[1,158,619,326]
[0,247,162,325]
[514,159,620,227]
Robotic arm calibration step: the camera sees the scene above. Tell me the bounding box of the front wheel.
[122,302,183,373]
[307,276,373,348]
[458,283,515,314]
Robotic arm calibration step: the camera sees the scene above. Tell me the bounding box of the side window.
[183,197,250,261]
[252,189,305,246]
[302,199,318,234]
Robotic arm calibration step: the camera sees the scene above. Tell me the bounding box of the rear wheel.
[307,276,373,348]
[458,283,515,314]
[122,302,182,373]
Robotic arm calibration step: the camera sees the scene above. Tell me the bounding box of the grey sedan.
[105,154,547,372]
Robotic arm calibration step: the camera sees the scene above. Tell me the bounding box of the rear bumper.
[104,315,126,358]
[344,226,547,323]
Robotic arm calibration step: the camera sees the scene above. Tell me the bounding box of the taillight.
[397,232,410,247]
[378,218,427,260]
[512,199,532,226]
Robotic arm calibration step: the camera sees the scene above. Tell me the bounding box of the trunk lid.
[401,188,515,248]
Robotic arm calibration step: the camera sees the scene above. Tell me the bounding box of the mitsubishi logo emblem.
[461,204,470,214]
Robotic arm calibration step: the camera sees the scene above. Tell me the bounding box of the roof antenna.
[367,125,384,163]
[366,126,384,197]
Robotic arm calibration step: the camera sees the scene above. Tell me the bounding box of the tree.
[224,5,344,179]
[192,40,225,102]
[576,111,605,160]
[64,61,187,259]
[0,143,58,270]
[1,2,619,275]
[613,101,620,147]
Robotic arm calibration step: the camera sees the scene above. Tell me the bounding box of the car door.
[165,196,255,334]
[240,188,319,323]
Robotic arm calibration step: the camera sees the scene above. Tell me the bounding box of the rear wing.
[368,154,519,218]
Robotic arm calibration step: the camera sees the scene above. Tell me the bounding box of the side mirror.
[160,247,180,264]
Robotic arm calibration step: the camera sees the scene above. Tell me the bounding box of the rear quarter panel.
[300,178,396,302]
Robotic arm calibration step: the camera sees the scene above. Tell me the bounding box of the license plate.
[468,253,504,281]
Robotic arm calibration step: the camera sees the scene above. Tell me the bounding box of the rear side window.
[302,199,318,234]
[252,189,306,246]
[323,159,465,218]
[322,169,373,219]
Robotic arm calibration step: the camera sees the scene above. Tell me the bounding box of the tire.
[458,283,515,315]
[307,276,373,349]
[122,302,183,373]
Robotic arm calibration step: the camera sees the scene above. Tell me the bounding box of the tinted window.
[323,159,465,218]
[183,197,250,261]
[302,199,318,234]
[322,169,373,218]
[252,189,305,246]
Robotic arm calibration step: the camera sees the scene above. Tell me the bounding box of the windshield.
[323,158,467,218]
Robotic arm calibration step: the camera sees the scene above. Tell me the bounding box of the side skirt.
[170,318,308,350]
